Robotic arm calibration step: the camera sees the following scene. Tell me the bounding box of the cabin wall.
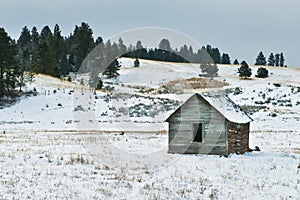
[168,96,227,155]
[227,122,250,154]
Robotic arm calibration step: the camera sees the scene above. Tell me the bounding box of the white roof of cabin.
[166,93,253,124]
[200,93,253,124]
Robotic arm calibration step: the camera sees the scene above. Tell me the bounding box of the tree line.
[255,51,285,67]
[124,39,232,65]
[0,22,288,98]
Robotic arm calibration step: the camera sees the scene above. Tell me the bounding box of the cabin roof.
[165,93,253,124]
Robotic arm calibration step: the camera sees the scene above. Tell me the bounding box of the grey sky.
[1,0,300,67]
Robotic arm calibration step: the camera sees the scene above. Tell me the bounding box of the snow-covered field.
[0,58,300,199]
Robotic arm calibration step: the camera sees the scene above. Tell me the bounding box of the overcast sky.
[1,0,300,67]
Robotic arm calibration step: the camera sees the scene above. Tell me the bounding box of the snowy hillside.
[0,58,299,199]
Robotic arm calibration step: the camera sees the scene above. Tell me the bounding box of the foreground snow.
[0,130,299,199]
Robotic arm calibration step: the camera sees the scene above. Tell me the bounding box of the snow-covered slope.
[0,58,300,199]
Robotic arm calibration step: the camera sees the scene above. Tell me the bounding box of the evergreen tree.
[53,24,69,75]
[135,40,146,59]
[195,47,212,64]
[256,67,269,78]
[40,26,53,42]
[279,53,285,67]
[0,28,19,97]
[70,22,95,71]
[206,45,212,55]
[158,39,172,52]
[95,37,103,46]
[33,40,57,77]
[179,45,189,61]
[267,53,275,66]
[111,42,119,58]
[210,48,221,64]
[118,37,127,56]
[233,59,239,65]
[275,53,280,66]
[17,26,32,90]
[221,53,231,64]
[31,26,39,53]
[238,61,252,78]
[200,63,219,79]
[188,45,194,61]
[103,59,121,78]
[255,51,266,65]
[136,40,143,50]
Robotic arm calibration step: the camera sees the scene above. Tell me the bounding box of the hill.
[0,58,299,199]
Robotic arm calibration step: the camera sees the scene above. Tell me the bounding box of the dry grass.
[163,77,228,90]
[292,148,300,154]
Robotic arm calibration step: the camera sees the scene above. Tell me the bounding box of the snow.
[0,58,300,199]
[0,130,299,199]
[201,93,253,123]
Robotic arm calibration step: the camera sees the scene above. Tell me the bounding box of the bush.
[256,67,269,78]
[238,61,252,78]
[134,58,140,67]
[96,79,103,90]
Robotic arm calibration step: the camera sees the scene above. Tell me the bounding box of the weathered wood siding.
[227,122,250,154]
[168,95,227,155]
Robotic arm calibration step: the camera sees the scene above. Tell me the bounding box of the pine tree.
[111,42,119,59]
[17,26,32,91]
[33,40,57,76]
[195,47,212,64]
[255,51,266,65]
[135,40,146,59]
[53,24,68,75]
[40,26,53,42]
[188,46,194,61]
[210,48,221,64]
[238,61,252,78]
[136,40,143,50]
[267,53,275,66]
[31,26,39,53]
[233,59,239,65]
[279,53,285,67]
[0,28,19,97]
[275,53,280,66]
[179,45,189,61]
[200,63,219,79]
[70,22,95,71]
[158,39,172,52]
[118,37,127,56]
[95,37,103,46]
[221,53,231,64]
[103,59,121,78]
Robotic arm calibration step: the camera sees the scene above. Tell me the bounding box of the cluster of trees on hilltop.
[17,22,96,78]
[13,22,233,79]
[124,39,231,64]
[255,51,286,67]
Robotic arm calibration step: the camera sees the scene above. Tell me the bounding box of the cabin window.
[193,123,203,142]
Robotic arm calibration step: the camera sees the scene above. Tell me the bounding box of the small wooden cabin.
[165,93,253,156]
